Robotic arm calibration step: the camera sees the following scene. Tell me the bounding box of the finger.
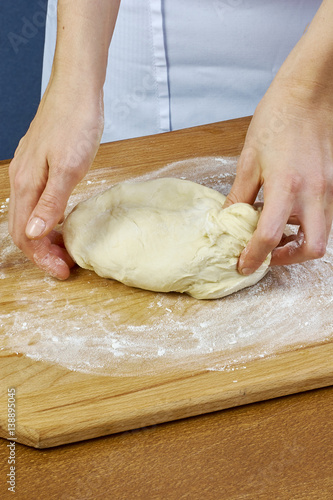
[254,205,301,227]
[8,155,48,244]
[44,230,75,267]
[25,165,79,240]
[31,235,73,280]
[9,161,74,279]
[223,147,261,208]
[327,224,333,244]
[271,205,327,266]
[324,204,333,245]
[300,202,327,259]
[270,228,304,266]
[238,186,294,274]
[26,231,74,279]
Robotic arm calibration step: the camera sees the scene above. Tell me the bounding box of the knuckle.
[226,191,242,205]
[50,157,85,185]
[284,173,303,195]
[328,173,333,197]
[12,172,23,193]
[8,159,27,194]
[237,154,258,182]
[39,191,61,214]
[329,184,333,199]
[49,158,67,175]
[14,136,25,157]
[8,158,18,180]
[311,178,327,198]
[11,172,26,196]
[70,166,86,184]
[238,144,257,165]
[305,241,326,260]
[258,227,281,249]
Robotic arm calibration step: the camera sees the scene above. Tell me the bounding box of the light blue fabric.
[42,0,170,143]
[163,0,321,128]
[41,0,322,145]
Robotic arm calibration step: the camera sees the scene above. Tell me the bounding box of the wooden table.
[0,388,332,499]
[0,118,332,499]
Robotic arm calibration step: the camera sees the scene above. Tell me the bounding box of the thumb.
[25,173,75,240]
[223,147,261,208]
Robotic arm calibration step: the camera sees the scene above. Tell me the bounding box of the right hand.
[8,74,104,279]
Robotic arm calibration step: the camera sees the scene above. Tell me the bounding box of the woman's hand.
[8,0,120,279]
[8,76,104,279]
[224,0,333,275]
[224,83,333,275]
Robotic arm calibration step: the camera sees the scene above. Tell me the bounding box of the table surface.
[0,118,332,499]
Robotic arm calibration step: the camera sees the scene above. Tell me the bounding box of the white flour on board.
[0,157,332,377]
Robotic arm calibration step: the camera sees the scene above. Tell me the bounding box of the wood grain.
[0,117,332,449]
[0,343,332,449]
[0,386,332,499]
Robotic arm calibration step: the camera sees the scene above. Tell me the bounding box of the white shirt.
[42,0,321,144]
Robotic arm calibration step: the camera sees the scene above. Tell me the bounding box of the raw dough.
[63,178,271,299]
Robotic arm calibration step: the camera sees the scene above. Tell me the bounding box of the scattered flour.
[0,157,332,377]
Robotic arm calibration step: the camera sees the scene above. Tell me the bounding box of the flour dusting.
[0,157,332,377]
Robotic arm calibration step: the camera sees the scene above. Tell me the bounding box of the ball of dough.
[63,178,271,299]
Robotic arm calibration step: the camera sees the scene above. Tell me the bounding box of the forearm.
[272,0,333,107]
[52,0,121,93]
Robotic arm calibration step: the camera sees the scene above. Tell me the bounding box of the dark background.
[0,0,48,160]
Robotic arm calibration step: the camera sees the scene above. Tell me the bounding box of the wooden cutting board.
[0,117,332,449]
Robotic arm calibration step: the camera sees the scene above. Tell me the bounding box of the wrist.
[50,60,106,103]
[51,0,120,94]
[271,0,333,111]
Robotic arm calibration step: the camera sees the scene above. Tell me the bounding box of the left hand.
[223,79,333,275]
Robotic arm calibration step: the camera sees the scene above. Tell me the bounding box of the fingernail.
[26,217,46,238]
[240,267,254,276]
